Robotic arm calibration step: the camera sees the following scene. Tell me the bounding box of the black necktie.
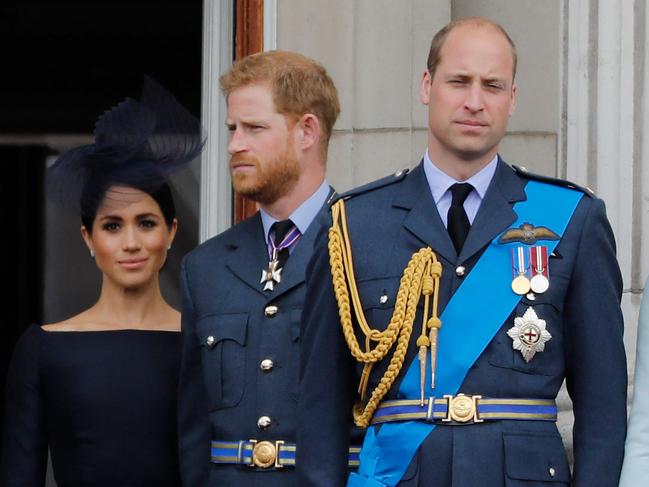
[270,219,295,269]
[447,183,473,253]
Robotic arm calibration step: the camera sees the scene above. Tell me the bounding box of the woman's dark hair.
[81,181,176,233]
[47,77,204,229]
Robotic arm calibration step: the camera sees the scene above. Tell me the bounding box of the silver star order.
[507,306,552,363]
[260,260,283,291]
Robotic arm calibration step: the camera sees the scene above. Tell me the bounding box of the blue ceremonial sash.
[348,181,583,487]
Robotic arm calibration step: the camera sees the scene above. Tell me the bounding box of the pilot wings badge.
[499,223,560,245]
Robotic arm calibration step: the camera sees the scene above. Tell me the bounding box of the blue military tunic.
[296,159,627,487]
[178,184,344,486]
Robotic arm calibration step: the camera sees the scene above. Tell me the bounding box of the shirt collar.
[423,149,498,203]
[260,180,330,245]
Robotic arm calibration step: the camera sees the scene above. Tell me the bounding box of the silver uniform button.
[379,294,388,304]
[260,359,274,371]
[455,266,466,277]
[257,416,272,430]
[264,305,278,317]
[549,467,556,478]
[206,336,215,348]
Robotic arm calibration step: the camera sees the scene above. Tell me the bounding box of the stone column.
[276,0,451,191]
[565,0,644,375]
[200,0,234,241]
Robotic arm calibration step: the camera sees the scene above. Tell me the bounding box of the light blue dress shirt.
[422,150,498,227]
[260,179,330,249]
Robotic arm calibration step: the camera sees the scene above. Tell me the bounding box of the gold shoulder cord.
[328,199,442,428]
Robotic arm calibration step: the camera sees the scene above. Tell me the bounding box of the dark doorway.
[0,1,203,134]
[0,145,47,437]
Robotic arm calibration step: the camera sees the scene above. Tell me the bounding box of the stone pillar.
[200,0,234,241]
[276,0,451,191]
[453,0,562,176]
[565,0,644,377]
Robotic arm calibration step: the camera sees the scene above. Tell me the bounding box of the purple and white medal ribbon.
[260,225,301,291]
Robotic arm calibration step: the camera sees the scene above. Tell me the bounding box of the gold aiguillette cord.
[328,199,443,425]
[416,263,442,405]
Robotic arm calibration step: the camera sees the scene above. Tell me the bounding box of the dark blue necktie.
[270,219,297,269]
[447,183,473,253]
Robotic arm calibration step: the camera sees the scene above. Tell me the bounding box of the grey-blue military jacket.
[178,202,333,487]
[296,159,627,487]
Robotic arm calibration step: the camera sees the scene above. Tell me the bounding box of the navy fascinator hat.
[47,77,205,220]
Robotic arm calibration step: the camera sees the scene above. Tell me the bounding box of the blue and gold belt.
[371,394,557,425]
[211,439,361,469]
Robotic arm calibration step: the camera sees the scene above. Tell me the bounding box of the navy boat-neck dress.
[1,324,182,486]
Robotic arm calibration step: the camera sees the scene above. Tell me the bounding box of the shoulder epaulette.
[331,168,410,205]
[512,165,595,198]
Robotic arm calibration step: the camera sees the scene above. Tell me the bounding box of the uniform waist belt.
[371,395,557,425]
[211,439,361,469]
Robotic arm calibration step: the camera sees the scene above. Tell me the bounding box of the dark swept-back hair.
[81,181,176,234]
[47,77,203,234]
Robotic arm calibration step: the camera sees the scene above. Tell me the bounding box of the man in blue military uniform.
[296,17,627,487]
[178,51,355,486]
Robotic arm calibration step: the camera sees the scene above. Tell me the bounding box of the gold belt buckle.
[442,394,483,423]
[249,439,285,468]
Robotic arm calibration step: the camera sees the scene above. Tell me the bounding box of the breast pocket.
[354,276,408,390]
[503,433,571,486]
[488,288,566,378]
[197,313,248,411]
[356,276,402,332]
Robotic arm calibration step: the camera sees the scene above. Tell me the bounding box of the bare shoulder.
[42,305,181,332]
[42,310,95,332]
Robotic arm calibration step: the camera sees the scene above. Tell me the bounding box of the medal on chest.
[511,246,531,295]
[510,245,551,297]
[530,245,550,294]
[507,306,552,362]
[260,250,283,292]
[260,223,301,292]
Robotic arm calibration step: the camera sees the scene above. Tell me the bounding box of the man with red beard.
[177,51,352,486]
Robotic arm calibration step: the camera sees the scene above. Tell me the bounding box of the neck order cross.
[260,219,301,292]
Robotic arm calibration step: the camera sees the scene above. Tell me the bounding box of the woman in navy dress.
[0,78,203,486]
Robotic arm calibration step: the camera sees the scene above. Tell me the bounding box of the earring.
[167,245,172,251]
[90,250,95,258]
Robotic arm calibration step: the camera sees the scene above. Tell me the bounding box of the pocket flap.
[357,277,400,311]
[197,313,248,346]
[504,433,570,482]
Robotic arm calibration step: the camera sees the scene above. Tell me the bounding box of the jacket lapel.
[395,163,458,263]
[224,213,270,297]
[223,188,335,299]
[270,200,330,298]
[395,159,528,264]
[458,158,527,262]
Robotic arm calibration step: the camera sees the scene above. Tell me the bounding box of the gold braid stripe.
[328,199,441,427]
